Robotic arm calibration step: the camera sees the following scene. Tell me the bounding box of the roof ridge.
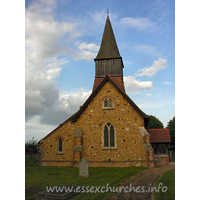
[71,74,148,122]
[39,75,149,142]
[38,111,78,143]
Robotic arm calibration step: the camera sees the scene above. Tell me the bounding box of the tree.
[147,115,164,129]
[25,137,38,150]
[167,116,175,150]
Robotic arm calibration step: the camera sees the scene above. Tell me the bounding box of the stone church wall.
[38,81,153,167]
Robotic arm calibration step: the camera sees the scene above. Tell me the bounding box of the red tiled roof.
[93,76,125,92]
[111,76,125,92]
[148,128,171,143]
[93,78,104,92]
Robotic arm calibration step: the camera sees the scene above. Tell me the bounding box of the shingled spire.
[93,15,125,92]
[95,15,121,60]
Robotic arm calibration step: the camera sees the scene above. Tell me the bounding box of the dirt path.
[110,164,175,200]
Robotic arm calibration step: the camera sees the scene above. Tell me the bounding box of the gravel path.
[110,164,175,200]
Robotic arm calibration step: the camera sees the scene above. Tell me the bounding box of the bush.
[25,137,38,150]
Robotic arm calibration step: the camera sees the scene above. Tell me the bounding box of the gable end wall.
[38,81,153,167]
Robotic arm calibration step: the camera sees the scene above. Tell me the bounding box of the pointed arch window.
[103,123,116,148]
[103,97,114,109]
[56,137,63,154]
[109,98,113,107]
[104,125,108,147]
[58,138,62,152]
[104,98,108,107]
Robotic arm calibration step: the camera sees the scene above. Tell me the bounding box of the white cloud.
[59,88,92,116]
[124,76,153,93]
[77,42,99,52]
[90,10,107,26]
[135,58,167,77]
[120,17,156,31]
[146,93,152,96]
[40,88,92,125]
[89,9,119,29]
[163,82,172,85]
[25,0,98,121]
[73,41,99,61]
[26,88,92,141]
[26,0,99,62]
[25,115,57,142]
[46,58,68,80]
[138,101,170,109]
[124,61,133,65]
[25,1,79,59]
[133,44,160,56]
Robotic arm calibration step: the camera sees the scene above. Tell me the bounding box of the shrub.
[25,137,38,150]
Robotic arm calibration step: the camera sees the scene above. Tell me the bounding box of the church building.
[38,15,170,168]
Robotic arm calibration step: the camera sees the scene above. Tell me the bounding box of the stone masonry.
[38,81,154,167]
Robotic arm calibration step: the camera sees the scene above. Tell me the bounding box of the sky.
[25,0,175,142]
[1,0,199,198]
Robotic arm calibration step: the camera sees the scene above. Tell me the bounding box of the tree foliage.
[167,116,175,150]
[147,115,164,129]
[25,137,38,150]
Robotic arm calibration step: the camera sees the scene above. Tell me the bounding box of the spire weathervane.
[107,6,109,18]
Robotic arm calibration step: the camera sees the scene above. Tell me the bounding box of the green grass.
[25,155,38,166]
[25,158,146,200]
[154,170,175,200]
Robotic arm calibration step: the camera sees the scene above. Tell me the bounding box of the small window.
[56,137,63,154]
[103,98,114,109]
[104,98,108,107]
[58,138,62,152]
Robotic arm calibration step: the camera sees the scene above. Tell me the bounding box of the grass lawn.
[25,156,146,200]
[154,169,175,200]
